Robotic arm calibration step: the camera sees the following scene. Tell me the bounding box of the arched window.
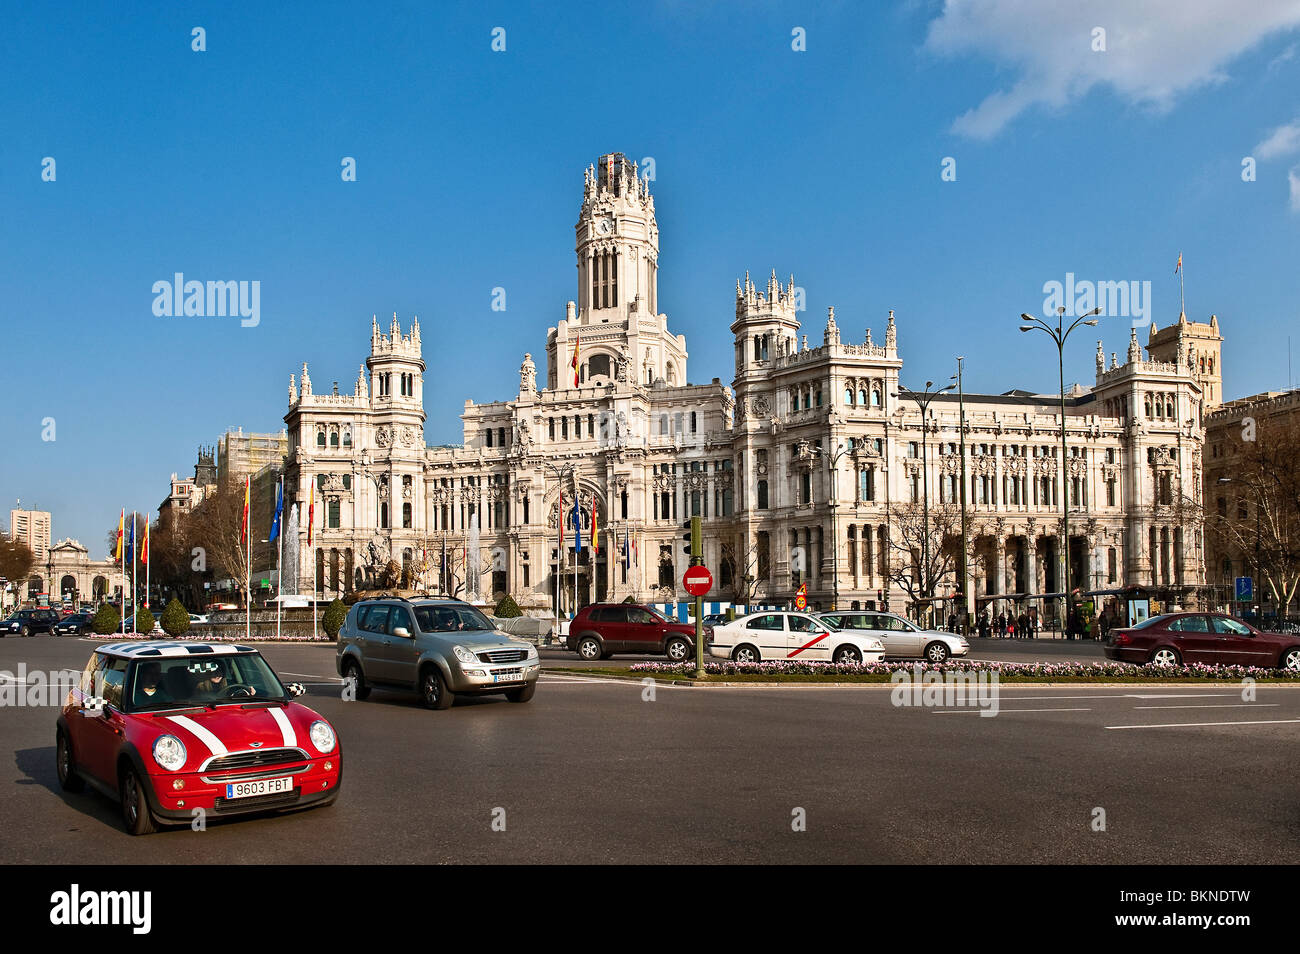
[317,430,326,447]
[330,429,339,448]
[845,387,854,405]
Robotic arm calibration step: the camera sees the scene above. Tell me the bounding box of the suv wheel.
[18,625,29,637]
[420,666,454,710]
[56,730,84,793]
[342,659,371,700]
[576,637,602,660]
[665,637,691,662]
[120,766,157,835]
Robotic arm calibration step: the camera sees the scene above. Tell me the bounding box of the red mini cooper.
[56,641,342,834]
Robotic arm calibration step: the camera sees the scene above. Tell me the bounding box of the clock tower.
[576,153,659,323]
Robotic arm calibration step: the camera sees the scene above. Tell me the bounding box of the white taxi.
[707,611,885,664]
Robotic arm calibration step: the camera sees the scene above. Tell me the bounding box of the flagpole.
[245,475,252,643]
[131,511,137,631]
[275,476,284,642]
[144,522,149,613]
[119,510,126,635]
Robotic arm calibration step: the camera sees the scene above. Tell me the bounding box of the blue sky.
[3,0,1299,557]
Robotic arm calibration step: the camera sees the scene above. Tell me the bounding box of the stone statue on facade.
[520,353,537,393]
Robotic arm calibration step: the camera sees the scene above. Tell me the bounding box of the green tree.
[132,607,156,634]
[0,536,35,597]
[494,594,522,618]
[160,598,191,637]
[91,604,121,635]
[321,598,347,638]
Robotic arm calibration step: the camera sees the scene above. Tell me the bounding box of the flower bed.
[628,659,1300,680]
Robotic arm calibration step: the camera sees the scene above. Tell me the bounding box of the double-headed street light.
[1019,305,1101,631]
[894,380,956,626]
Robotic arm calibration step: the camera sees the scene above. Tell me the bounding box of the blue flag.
[269,480,284,542]
[127,518,135,563]
[570,499,582,553]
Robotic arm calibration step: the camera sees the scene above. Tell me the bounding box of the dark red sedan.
[1105,613,1300,670]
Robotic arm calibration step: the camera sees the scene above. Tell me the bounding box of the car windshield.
[414,604,495,633]
[127,653,288,711]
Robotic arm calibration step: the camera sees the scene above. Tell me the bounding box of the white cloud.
[1289,164,1300,211]
[1255,119,1300,160]
[925,0,1300,139]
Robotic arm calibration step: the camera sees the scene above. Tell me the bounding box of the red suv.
[568,604,706,661]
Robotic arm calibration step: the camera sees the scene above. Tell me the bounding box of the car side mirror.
[393,626,411,639]
[287,683,306,697]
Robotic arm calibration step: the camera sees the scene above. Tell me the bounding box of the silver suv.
[336,598,540,709]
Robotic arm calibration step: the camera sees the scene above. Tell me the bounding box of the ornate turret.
[288,373,297,406]
[301,362,312,397]
[1096,340,1105,376]
[824,306,840,346]
[885,310,897,352]
[355,363,368,399]
[1127,327,1142,364]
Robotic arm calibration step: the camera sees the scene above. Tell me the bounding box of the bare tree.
[0,535,35,608]
[720,534,764,605]
[887,502,963,622]
[1210,416,1300,614]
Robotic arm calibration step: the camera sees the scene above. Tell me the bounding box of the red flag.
[140,523,149,565]
[591,497,598,554]
[1175,252,1182,275]
[570,333,580,387]
[240,475,250,543]
[307,483,314,546]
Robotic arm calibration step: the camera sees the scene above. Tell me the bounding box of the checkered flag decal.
[286,682,304,696]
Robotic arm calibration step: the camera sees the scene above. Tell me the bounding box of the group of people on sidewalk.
[945,607,1114,641]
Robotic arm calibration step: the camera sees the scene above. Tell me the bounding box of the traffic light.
[680,517,702,565]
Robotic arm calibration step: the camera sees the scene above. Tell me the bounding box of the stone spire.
[1096,339,1105,376]
[300,362,312,396]
[1110,351,1118,370]
[885,310,897,351]
[355,363,368,399]
[288,373,297,406]
[390,311,401,340]
[1127,327,1142,364]
[824,306,840,345]
[371,314,380,350]
[865,327,874,347]
[411,314,421,350]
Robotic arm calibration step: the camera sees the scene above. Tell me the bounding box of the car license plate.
[225,776,294,799]
[493,669,521,683]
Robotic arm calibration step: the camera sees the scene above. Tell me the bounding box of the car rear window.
[746,614,784,631]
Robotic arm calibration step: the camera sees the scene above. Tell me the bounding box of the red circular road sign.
[683,565,713,597]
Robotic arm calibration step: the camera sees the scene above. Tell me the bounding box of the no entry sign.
[683,565,713,597]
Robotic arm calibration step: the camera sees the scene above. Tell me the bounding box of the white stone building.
[280,152,1213,621]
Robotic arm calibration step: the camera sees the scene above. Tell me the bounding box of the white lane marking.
[166,714,228,756]
[935,707,1092,713]
[1106,719,1300,730]
[1134,703,1279,710]
[1124,693,1242,699]
[268,706,297,747]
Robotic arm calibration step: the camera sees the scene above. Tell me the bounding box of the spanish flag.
[1175,252,1182,275]
[307,483,314,546]
[114,509,124,560]
[140,522,149,566]
[240,475,250,543]
[591,497,598,554]
[570,333,580,387]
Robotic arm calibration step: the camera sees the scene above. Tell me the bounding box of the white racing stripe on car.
[166,715,228,757]
[268,706,297,747]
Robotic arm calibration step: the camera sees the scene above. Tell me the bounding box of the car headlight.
[526,644,539,659]
[453,645,477,664]
[152,734,187,771]
[309,720,336,754]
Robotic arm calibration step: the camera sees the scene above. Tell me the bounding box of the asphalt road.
[2,636,1295,864]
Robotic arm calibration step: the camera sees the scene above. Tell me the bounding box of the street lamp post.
[952,357,970,633]
[824,441,851,611]
[895,380,956,626]
[1019,305,1101,634]
[1217,474,1263,620]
